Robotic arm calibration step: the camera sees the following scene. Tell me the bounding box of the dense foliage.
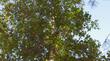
[0,0,102,61]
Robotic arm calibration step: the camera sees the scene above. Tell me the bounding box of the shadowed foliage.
[0,0,102,61]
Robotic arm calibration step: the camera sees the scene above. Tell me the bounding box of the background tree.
[0,0,100,61]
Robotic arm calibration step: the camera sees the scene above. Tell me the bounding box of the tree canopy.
[0,0,102,61]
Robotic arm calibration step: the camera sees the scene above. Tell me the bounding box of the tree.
[0,0,100,61]
[99,51,110,61]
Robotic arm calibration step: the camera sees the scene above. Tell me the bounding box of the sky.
[85,0,110,44]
